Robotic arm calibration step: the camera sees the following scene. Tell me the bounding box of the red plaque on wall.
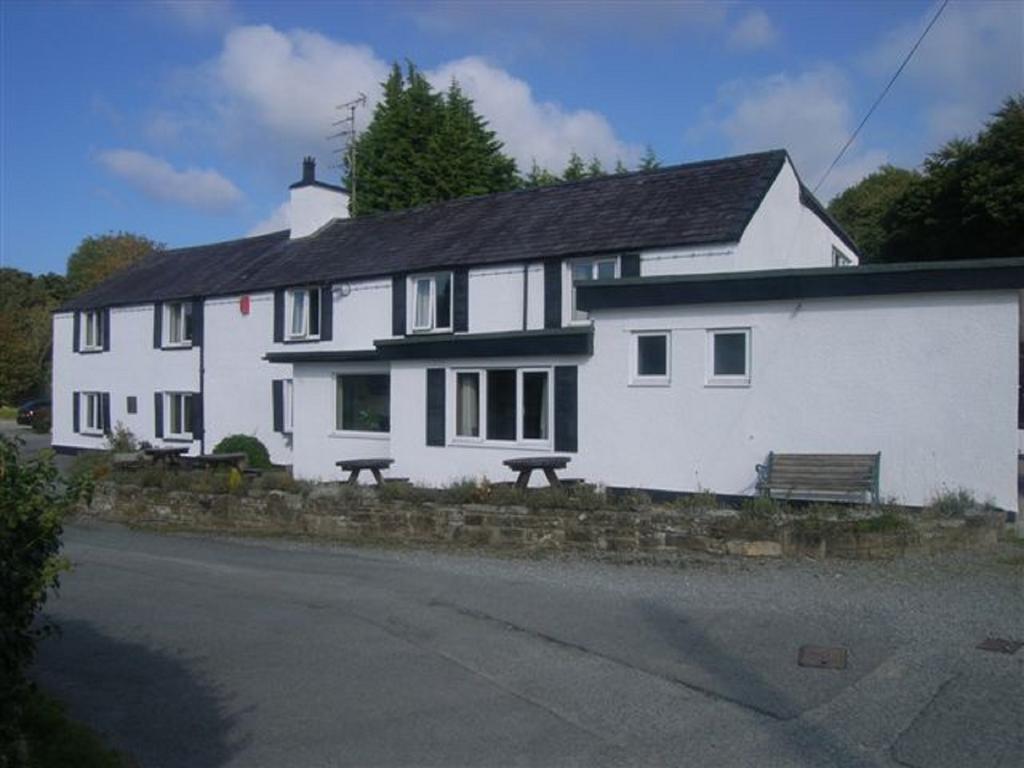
[239,295,251,315]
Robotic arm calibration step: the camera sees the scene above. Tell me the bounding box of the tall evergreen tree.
[613,158,628,175]
[586,156,605,178]
[638,145,660,171]
[563,151,587,181]
[523,159,561,188]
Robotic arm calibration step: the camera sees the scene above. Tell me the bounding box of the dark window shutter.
[101,392,111,435]
[620,253,641,278]
[153,302,163,348]
[554,366,578,453]
[191,299,204,347]
[190,393,203,440]
[73,312,80,353]
[272,380,284,433]
[453,268,469,332]
[102,309,111,351]
[154,393,164,438]
[426,368,445,446]
[72,392,80,433]
[273,289,285,343]
[544,261,562,329]
[392,275,406,336]
[319,285,333,341]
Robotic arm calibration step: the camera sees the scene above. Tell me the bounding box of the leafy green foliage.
[927,487,980,517]
[212,435,271,469]
[826,166,918,263]
[0,269,68,405]
[638,144,660,171]
[522,160,561,188]
[348,64,518,216]
[562,151,587,181]
[105,423,138,453]
[1,436,89,763]
[65,232,161,296]
[17,690,129,768]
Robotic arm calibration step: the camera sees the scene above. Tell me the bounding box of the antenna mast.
[328,93,368,211]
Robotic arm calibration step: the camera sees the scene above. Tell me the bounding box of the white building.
[52,151,1023,511]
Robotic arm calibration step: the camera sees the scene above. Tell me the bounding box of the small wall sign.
[239,295,251,315]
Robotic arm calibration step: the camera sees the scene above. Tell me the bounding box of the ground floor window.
[166,393,194,438]
[336,374,390,433]
[707,328,751,386]
[83,392,103,433]
[453,368,551,444]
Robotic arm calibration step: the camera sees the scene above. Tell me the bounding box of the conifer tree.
[638,144,660,171]
[523,160,561,188]
[563,151,587,181]
[613,158,628,175]
[586,156,605,177]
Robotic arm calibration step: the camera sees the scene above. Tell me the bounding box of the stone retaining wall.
[81,482,1004,560]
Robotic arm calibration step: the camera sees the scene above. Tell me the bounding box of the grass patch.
[926,487,980,517]
[18,689,133,767]
[0,405,18,421]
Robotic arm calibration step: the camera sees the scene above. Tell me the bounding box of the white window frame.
[283,379,294,434]
[82,392,103,435]
[164,301,193,347]
[568,256,619,323]
[165,392,193,440]
[630,331,671,387]
[409,272,453,333]
[449,367,553,447]
[832,246,853,267]
[82,310,103,351]
[334,373,391,437]
[286,287,320,341]
[706,328,752,387]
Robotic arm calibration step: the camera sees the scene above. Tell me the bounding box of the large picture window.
[287,287,321,340]
[336,374,390,433]
[707,329,751,386]
[452,368,551,444]
[571,258,617,321]
[411,273,452,332]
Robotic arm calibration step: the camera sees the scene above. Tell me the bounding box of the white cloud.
[153,0,237,32]
[698,66,887,200]
[861,1,1023,142]
[97,149,243,211]
[428,57,640,170]
[247,200,290,236]
[728,9,779,51]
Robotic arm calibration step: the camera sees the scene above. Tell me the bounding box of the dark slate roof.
[63,149,848,311]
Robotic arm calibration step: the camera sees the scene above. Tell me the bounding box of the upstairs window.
[165,302,193,346]
[631,332,670,386]
[82,310,104,351]
[707,329,751,387]
[412,272,452,332]
[571,258,617,321]
[287,287,320,340]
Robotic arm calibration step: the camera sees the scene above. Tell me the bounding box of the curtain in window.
[290,291,306,336]
[168,304,182,343]
[414,279,432,329]
[456,373,479,437]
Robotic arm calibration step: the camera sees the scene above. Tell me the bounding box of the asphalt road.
[33,522,1023,768]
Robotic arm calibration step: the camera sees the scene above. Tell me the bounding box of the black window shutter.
[72,392,80,433]
[392,275,406,336]
[72,312,80,353]
[554,366,578,453]
[190,393,203,440]
[426,368,445,446]
[620,253,641,278]
[319,285,333,341]
[192,299,204,347]
[544,261,562,329]
[273,289,285,343]
[153,302,163,349]
[101,392,111,435]
[154,393,164,438]
[453,268,469,332]
[272,380,284,432]
[102,308,111,351]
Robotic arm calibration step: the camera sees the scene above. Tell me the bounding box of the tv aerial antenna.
[329,93,368,211]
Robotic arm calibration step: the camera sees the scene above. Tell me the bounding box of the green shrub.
[31,408,52,434]
[1,436,89,763]
[105,422,137,453]
[927,487,979,517]
[212,434,271,469]
[850,512,910,533]
[673,489,719,513]
[69,451,113,482]
[741,495,787,518]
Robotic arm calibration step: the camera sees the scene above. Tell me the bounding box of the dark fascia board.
[263,349,380,363]
[577,257,1024,311]
[799,184,861,256]
[287,179,349,193]
[373,327,593,360]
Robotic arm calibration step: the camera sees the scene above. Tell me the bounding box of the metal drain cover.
[976,638,1023,654]
[798,645,848,669]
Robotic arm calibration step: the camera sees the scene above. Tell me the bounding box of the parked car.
[16,398,51,426]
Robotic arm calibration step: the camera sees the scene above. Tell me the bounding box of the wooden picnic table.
[336,458,394,487]
[143,446,189,467]
[189,452,248,471]
[503,456,572,490]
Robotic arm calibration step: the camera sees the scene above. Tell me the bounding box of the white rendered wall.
[468,265,528,333]
[288,185,349,239]
[333,279,391,348]
[580,291,1018,510]
[52,308,200,453]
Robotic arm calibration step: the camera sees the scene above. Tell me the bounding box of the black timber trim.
[373,327,593,361]
[577,258,1024,312]
[425,368,445,447]
[392,275,406,337]
[544,261,562,328]
[264,349,381,364]
[288,179,348,193]
[799,184,860,256]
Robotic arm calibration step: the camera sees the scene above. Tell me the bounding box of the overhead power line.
[813,0,950,195]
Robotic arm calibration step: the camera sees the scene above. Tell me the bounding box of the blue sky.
[2,0,1021,275]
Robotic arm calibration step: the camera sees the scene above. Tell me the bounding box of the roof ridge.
[160,228,290,255]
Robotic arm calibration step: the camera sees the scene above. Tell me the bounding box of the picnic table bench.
[143,446,189,467]
[502,456,572,490]
[336,458,394,487]
[756,452,881,504]
[187,452,248,471]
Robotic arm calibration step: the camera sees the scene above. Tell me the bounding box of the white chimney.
[288,156,349,239]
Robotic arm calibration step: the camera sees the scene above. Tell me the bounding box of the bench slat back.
[760,452,880,503]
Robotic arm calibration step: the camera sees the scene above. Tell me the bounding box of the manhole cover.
[976,637,1023,654]
[798,644,848,669]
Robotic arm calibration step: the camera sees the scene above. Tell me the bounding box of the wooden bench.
[143,446,189,467]
[503,456,572,490]
[756,452,881,504]
[336,458,394,487]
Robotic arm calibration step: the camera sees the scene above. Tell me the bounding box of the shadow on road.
[33,618,247,768]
